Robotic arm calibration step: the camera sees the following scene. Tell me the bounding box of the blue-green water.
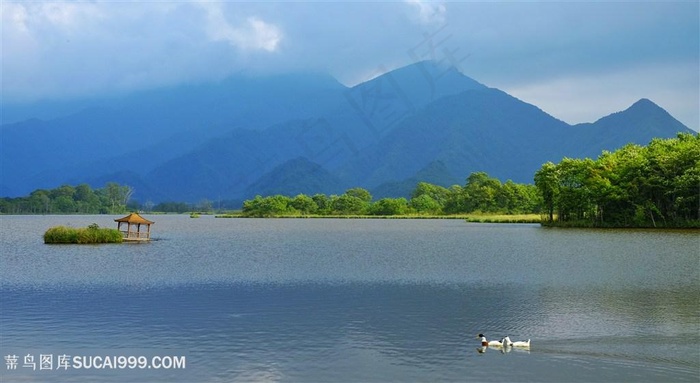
[1,215,698,382]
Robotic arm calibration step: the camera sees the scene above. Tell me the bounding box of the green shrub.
[44,226,78,243]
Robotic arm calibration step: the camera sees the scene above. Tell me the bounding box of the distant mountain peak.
[583,97,691,136]
[632,97,654,106]
[411,59,464,76]
[348,60,486,115]
[376,59,486,90]
[604,98,682,122]
[626,98,664,112]
[243,157,344,198]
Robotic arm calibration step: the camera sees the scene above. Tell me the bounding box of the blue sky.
[2,1,698,130]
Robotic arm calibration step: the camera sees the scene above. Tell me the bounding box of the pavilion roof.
[114,213,154,224]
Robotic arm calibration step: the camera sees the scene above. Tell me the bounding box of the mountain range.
[1,61,693,205]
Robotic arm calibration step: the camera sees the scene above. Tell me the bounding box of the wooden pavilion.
[114,213,154,241]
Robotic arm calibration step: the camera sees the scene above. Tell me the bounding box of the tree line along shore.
[3,133,698,228]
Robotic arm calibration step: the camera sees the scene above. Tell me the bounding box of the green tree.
[312,194,331,214]
[1,183,136,215]
[370,198,409,215]
[101,182,132,213]
[534,162,559,222]
[242,195,294,217]
[74,184,100,213]
[331,194,368,215]
[409,194,442,214]
[534,133,699,227]
[644,134,700,224]
[497,180,541,214]
[28,190,51,214]
[53,195,76,213]
[291,194,318,215]
[50,185,75,200]
[442,185,466,214]
[463,172,502,212]
[411,182,450,206]
[344,187,372,203]
[556,158,596,222]
[74,184,93,202]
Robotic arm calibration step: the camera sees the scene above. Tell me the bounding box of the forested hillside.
[2,61,692,204]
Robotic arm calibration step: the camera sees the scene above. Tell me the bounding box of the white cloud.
[405,0,446,25]
[38,1,104,30]
[199,3,282,52]
[1,0,696,132]
[1,1,285,102]
[245,17,283,52]
[3,3,29,34]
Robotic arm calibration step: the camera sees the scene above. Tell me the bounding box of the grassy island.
[44,223,123,244]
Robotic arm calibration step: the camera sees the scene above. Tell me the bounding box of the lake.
[1,215,698,382]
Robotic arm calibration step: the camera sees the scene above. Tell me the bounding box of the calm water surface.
[1,215,698,382]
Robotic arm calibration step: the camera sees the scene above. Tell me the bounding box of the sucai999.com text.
[5,353,186,371]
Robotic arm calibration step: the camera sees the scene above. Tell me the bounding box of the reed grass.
[44,224,123,244]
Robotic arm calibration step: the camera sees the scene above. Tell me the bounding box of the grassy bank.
[540,219,700,229]
[216,213,472,219]
[215,213,542,223]
[464,213,542,223]
[44,224,123,244]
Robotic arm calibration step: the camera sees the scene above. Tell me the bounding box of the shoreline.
[6,213,698,229]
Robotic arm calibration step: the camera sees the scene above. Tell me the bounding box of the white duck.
[502,336,530,348]
[501,336,512,346]
[476,334,503,347]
